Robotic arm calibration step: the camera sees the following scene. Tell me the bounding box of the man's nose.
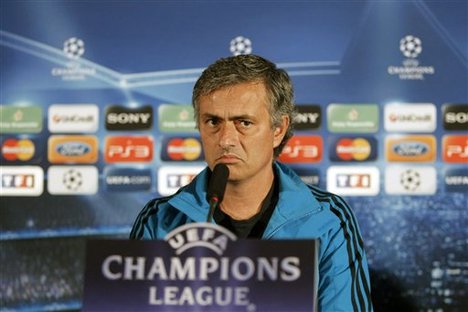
[219,122,238,148]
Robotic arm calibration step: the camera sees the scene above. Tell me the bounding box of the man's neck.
[220,169,275,220]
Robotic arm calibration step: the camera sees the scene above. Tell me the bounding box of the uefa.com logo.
[51,37,96,81]
[387,35,435,80]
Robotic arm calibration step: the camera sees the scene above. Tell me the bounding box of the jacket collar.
[168,162,323,230]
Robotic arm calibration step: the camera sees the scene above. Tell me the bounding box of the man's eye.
[206,118,219,126]
[239,120,253,127]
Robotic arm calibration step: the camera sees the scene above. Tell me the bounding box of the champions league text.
[102,255,301,306]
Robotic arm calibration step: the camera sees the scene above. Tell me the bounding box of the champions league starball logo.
[388,34,434,80]
[63,37,85,59]
[62,168,83,191]
[51,37,95,80]
[400,169,421,191]
[230,36,253,56]
[399,35,422,58]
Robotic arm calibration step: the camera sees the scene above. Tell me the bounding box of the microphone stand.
[206,196,220,223]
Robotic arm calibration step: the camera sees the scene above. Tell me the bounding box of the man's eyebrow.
[200,113,256,120]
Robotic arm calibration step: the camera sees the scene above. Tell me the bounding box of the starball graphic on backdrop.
[51,37,96,81]
[387,35,435,80]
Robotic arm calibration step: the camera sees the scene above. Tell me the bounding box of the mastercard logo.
[2,139,35,161]
[165,138,203,161]
[329,136,377,162]
[336,138,371,161]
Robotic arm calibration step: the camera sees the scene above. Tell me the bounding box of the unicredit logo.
[48,104,98,133]
[384,103,436,132]
[388,113,431,122]
[105,105,153,131]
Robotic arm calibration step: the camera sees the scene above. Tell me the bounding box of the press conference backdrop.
[1,1,467,311]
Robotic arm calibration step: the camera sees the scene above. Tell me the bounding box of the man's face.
[198,82,288,183]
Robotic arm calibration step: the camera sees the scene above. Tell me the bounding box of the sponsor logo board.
[443,104,468,131]
[47,166,98,195]
[444,168,468,193]
[48,104,99,133]
[442,135,468,163]
[384,103,436,132]
[327,104,378,133]
[0,106,42,134]
[157,166,204,196]
[48,135,98,164]
[158,105,197,133]
[104,136,154,163]
[278,135,322,163]
[385,135,436,162]
[105,105,153,131]
[326,166,379,196]
[293,105,321,130]
[329,136,377,162]
[161,137,203,161]
[2,138,35,161]
[1,166,44,196]
[104,167,152,192]
[385,166,436,195]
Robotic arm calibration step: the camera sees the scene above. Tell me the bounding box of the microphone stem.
[207,197,219,223]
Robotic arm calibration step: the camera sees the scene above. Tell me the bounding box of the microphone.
[206,163,229,223]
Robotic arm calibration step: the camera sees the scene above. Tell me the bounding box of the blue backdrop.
[1,1,467,311]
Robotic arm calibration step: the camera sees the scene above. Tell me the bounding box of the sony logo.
[107,113,151,124]
[294,113,319,124]
[445,112,468,124]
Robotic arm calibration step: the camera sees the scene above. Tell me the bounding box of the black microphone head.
[207,163,230,203]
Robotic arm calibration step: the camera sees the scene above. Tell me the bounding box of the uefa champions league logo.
[230,36,252,56]
[387,34,434,80]
[63,37,85,59]
[51,36,95,80]
[399,35,422,58]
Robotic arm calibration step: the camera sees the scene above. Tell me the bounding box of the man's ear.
[273,115,290,148]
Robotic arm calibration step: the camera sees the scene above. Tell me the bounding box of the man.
[130,54,373,311]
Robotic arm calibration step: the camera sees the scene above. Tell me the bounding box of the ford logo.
[56,142,91,156]
[393,142,428,156]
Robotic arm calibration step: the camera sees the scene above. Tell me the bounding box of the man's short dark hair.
[192,54,295,157]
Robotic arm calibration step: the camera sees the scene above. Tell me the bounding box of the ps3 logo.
[443,135,468,163]
[104,136,154,163]
[278,135,322,163]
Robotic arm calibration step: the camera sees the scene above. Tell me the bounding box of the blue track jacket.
[130,162,373,311]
